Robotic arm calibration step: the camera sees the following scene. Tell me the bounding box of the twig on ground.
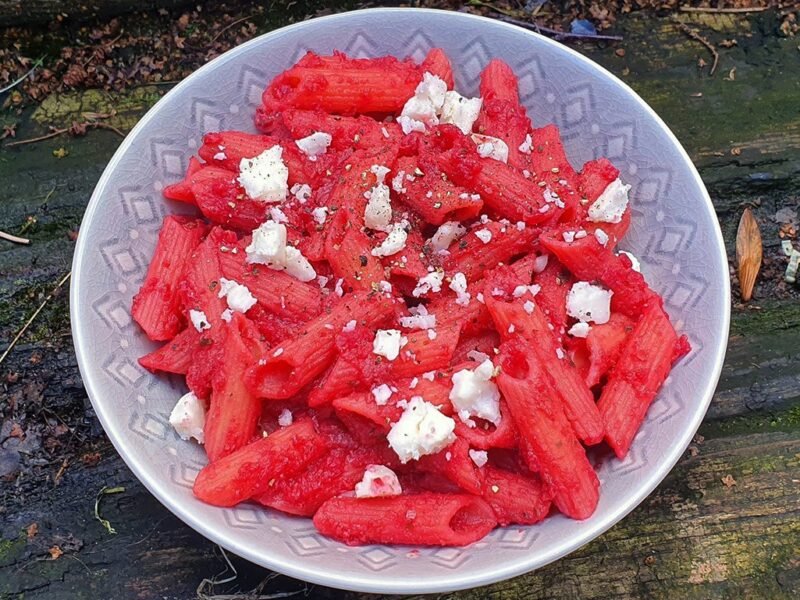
[53,458,69,486]
[210,15,254,43]
[0,230,31,244]
[5,128,69,147]
[0,270,71,366]
[92,122,126,137]
[679,5,769,14]
[0,57,44,95]
[677,22,719,75]
[495,14,624,42]
[95,485,126,534]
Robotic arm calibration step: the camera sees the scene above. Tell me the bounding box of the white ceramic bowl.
[71,8,730,594]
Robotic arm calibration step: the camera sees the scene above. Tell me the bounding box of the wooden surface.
[1,6,800,600]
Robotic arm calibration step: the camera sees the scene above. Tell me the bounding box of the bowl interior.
[71,8,729,594]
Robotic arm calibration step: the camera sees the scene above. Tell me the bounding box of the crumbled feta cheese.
[397,115,426,135]
[220,308,233,322]
[516,221,526,231]
[295,131,332,160]
[269,206,288,223]
[217,277,257,314]
[391,170,407,194]
[472,134,509,163]
[409,377,419,389]
[619,250,641,272]
[563,231,576,243]
[290,182,312,203]
[213,151,227,160]
[556,348,565,360]
[431,221,467,252]
[364,181,393,231]
[543,187,565,208]
[427,329,437,340]
[371,222,408,257]
[422,371,435,382]
[412,270,444,297]
[439,91,482,134]
[354,464,403,498]
[370,164,391,184]
[566,281,613,324]
[312,206,328,225]
[476,292,485,304]
[449,360,501,427]
[467,349,491,363]
[449,272,470,307]
[512,284,541,298]
[381,126,390,139]
[568,322,591,338]
[399,72,448,134]
[387,397,456,463]
[518,133,533,154]
[371,384,393,406]
[278,409,293,427]
[283,246,317,282]
[523,300,535,314]
[373,329,405,361]
[378,280,392,294]
[399,304,437,330]
[169,391,205,443]
[474,228,492,244]
[189,309,210,332]
[469,449,488,468]
[246,221,287,266]
[595,228,609,246]
[343,319,357,333]
[533,254,549,273]
[237,146,289,203]
[334,278,344,297]
[574,230,587,239]
[588,178,631,223]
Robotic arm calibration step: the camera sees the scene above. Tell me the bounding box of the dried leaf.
[736,208,762,302]
[48,545,63,559]
[26,522,39,540]
[721,474,737,488]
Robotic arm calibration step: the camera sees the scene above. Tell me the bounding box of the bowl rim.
[71,6,731,594]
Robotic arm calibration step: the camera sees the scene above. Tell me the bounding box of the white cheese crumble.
[213,151,227,160]
[412,271,444,297]
[431,221,467,251]
[474,228,492,244]
[588,178,631,223]
[399,72,448,134]
[399,304,436,330]
[278,408,293,427]
[467,349,491,363]
[237,146,289,203]
[245,222,316,282]
[533,254,549,273]
[449,272,470,307]
[449,360,501,427]
[371,222,408,257]
[439,91,482,134]
[563,231,577,243]
[518,133,533,154]
[391,170,407,194]
[290,182,312,203]
[619,250,641,272]
[312,206,328,225]
[469,449,488,468]
[512,284,540,298]
[189,309,210,332]
[364,178,393,231]
[566,281,613,325]
[169,391,205,443]
[354,464,403,498]
[246,221,287,266]
[295,131,332,160]
[568,322,592,338]
[217,277,257,314]
[373,329,406,361]
[523,300,535,314]
[595,228,610,246]
[342,319,357,333]
[387,397,456,463]
[371,384,393,406]
[472,134,509,163]
[269,206,288,224]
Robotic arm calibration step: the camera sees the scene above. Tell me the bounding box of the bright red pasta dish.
[133,48,690,547]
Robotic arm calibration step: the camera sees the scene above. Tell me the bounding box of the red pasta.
[134,49,690,547]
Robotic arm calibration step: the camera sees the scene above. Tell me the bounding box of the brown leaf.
[48,545,63,559]
[736,208,762,302]
[26,523,39,540]
[721,474,737,488]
